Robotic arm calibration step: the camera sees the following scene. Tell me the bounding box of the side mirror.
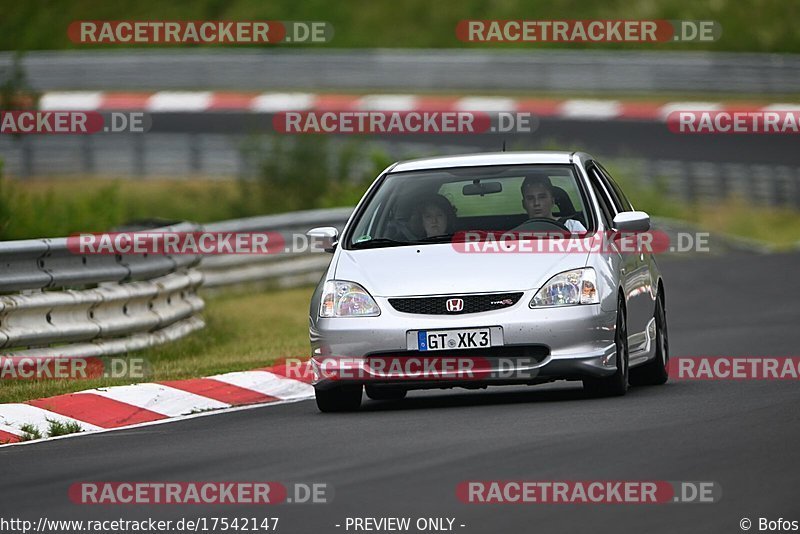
[306,226,339,253]
[613,211,650,232]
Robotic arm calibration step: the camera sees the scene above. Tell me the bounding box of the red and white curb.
[37,91,799,122]
[0,361,314,446]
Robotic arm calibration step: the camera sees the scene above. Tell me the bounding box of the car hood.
[334,243,589,297]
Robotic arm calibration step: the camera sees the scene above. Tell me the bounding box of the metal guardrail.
[200,207,351,288]
[2,49,799,94]
[0,209,351,358]
[0,222,201,293]
[0,221,206,357]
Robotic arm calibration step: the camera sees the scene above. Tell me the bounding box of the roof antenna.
[502,140,506,152]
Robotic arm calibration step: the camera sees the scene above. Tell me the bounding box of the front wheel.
[630,294,669,386]
[315,385,362,412]
[584,298,629,397]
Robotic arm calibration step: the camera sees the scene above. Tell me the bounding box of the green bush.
[1,0,798,53]
[0,139,395,240]
[236,136,393,214]
[0,173,126,240]
[0,52,39,111]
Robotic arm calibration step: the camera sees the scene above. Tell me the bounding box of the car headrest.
[552,186,576,217]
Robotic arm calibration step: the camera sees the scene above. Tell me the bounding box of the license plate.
[417,328,491,351]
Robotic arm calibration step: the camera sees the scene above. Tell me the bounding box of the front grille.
[389,292,523,315]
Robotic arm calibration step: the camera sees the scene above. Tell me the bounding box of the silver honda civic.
[307,151,669,412]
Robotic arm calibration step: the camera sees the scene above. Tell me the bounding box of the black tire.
[315,385,362,412]
[630,293,669,386]
[365,385,407,401]
[583,298,629,397]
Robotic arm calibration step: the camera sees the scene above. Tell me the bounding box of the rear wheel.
[365,385,407,401]
[584,298,629,397]
[630,293,669,386]
[315,385,362,412]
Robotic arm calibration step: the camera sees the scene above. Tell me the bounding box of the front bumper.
[310,295,618,390]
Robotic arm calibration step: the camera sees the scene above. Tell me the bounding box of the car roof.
[391,151,588,173]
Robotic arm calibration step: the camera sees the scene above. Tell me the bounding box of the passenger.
[411,194,458,237]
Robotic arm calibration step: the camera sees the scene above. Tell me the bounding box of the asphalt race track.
[2,251,799,533]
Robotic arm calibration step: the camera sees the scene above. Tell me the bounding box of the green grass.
[609,170,800,249]
[0,174,368,241]
[0,286,313,404]
[19,423,42,441]
[1,0,799,53]
[45,418,83,437]
[3,163,800,247]
[0,136,389,240]
[8,419,83,442]
[0,176,246,240]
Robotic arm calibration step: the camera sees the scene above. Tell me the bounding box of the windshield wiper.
[351,238,416,249]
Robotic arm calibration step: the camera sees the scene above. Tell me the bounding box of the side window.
[597,164,634,212]
[590,166,623,213]
[587,167,614,227]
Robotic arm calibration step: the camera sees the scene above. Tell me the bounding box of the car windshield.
[346,164,593,248]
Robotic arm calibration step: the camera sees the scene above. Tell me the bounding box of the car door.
[584,161,627,308]
[586,162,649,355]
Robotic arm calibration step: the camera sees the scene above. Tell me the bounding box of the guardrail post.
[133,134,146,177]
[81,135,95,175]
[685,162,698,205]
[772,166,792,207]
[751,165,773,205]
[796,168,800,210]
[718,164,731,200]
[20,136,33,178]
[189,134,201,174]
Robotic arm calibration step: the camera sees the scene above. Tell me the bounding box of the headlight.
[530,268,599,307]
[320,280,381,317]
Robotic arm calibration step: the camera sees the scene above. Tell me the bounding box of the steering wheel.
[388,220,419,241]
[512,217,570,232]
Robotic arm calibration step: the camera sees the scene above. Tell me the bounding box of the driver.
[521,175,587,233]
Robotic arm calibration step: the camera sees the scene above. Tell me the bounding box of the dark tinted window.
[587,167,615,227]
[597,164,634,212]
[589,165,623,213]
